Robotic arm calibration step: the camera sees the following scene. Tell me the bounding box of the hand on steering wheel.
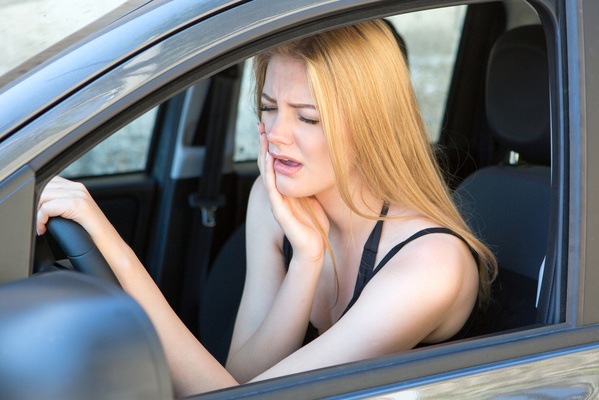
[37,176,120,286]
[46,217,120,286]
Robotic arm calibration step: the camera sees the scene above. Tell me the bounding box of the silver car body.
[0,0,597,398]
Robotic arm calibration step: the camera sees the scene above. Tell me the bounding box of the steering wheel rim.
[45,217,120,287]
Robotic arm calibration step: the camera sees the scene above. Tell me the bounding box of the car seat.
[454,25,551,335]
[199,224,246,365]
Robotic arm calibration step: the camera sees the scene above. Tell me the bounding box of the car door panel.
[0,0,593,398]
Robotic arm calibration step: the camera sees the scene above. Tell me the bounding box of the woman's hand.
[38,177,238,395]
[257,122,329,265]
[37,176,105,236]
[36,176,127,274]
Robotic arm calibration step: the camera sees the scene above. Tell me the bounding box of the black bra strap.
[339,226,463,319]
[352,202,390,299]
[283,236,292,269]
[375,227,464,273]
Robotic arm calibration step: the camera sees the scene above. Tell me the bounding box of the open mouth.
[279,158,302,167]
[272,155,303,175]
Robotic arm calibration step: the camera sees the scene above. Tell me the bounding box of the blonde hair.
[254,20,497,306]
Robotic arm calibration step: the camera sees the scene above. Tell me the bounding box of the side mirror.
[0,271,172,400]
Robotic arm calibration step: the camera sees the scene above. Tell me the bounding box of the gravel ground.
[0,0,126,79]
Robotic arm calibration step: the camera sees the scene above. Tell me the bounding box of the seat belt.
[178,66,238,334]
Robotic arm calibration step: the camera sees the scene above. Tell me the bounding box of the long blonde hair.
[254,20,497,306]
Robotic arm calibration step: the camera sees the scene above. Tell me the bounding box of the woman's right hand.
[256,122,329,265]
[36,176,106,238]
[35,176,132,279]
[39,178,238,396]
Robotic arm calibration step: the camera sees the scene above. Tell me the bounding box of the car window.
[234,60,257,162]
[0,0,146,88]
[232,5,466,162]
[387,6,466,142]
[61,106,158,178]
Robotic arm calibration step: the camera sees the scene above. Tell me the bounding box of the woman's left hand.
[257,122,329,265]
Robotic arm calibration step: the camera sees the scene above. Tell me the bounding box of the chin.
[275,175,315,198]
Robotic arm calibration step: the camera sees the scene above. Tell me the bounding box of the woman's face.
[260,55,336,199]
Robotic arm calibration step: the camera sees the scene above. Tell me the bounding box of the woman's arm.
[226,125,332,382]
[251,231,479,381]
[225,178,325,383]
[36,176,477,393]
[37,177,238,397]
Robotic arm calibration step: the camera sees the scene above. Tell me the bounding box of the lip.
[270,152,303,176]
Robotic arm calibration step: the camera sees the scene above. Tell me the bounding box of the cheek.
[304,136,333,169]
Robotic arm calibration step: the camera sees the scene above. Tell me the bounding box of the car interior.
[23,0,560,396]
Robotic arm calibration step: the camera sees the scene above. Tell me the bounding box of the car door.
[0,0,595,399]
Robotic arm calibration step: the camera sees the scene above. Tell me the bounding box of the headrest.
[486,25,550,165]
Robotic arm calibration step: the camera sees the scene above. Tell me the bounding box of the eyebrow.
[262,92,316,110]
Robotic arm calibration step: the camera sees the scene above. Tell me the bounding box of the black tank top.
[283,203,478,345]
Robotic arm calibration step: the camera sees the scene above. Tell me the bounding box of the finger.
[257,123,266,175]
[256,124,297,226]
[41,175,76,192]
[256,123,282,205]
[36,200,68,236]
[38,183,89,215]
[263,151,284,211]
[36,196,85,236]
[36,178,93,235]
[36,208,49,236]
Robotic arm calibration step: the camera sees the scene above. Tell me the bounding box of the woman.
[37,20,497,396]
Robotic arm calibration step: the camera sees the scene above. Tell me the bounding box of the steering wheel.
[45,217,120,287]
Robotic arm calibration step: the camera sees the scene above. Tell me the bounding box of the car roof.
[0,0,147,88]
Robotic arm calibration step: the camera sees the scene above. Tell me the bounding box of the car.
[0,0,595,398]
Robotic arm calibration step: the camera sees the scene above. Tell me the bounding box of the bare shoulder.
[380,229,476,299]
[367,219,480,342]
[378,215,476,276]
[390,226,476,274]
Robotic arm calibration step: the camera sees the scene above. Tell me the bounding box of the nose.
[265,113,293,146]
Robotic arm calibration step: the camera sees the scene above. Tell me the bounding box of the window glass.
[232,6,466,161]
[61,107,158,178]
[233,60,257,162]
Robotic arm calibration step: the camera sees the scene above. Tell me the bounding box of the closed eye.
[299,115,319,125]
[259,105,277,112]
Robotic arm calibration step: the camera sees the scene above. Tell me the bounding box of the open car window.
[48,0,558,349]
